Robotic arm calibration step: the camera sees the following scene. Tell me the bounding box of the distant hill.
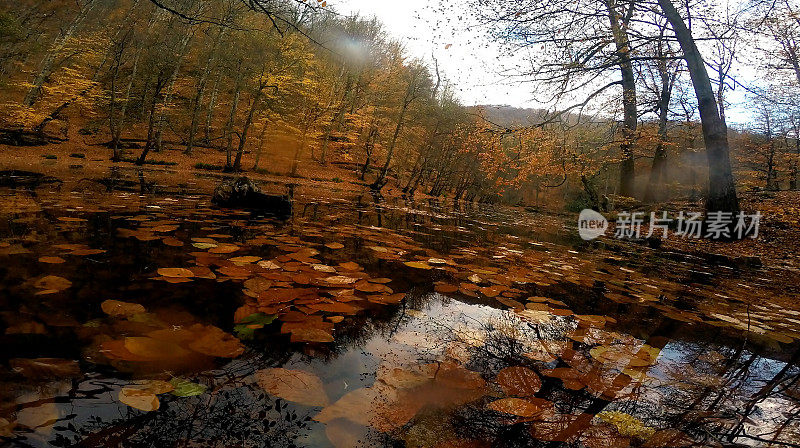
[472,105,548,128]
[474,104,607,129]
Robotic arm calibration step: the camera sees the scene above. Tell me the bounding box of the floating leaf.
[290,327,334,343]
[187,324,245,358]
[169,378,207,397]
[597,410,656,439]
[496,366,542,396]
[338,261,361,271]
[38,256,65,264]
[256,368,329,407]
[209,243,240,254]
[487,398,549,417]
[34,275,72,293]
[162,237,184,247]
[70,248,105,256]
[435,283,459,293]
[101,299,146,317]
[355,280,385,293]
[309,302,362,314]
[323,275,359,285]
[233,313,276,339]
[229,255,261,263]
[124,337,191,361]
[312,264,337,273]
[157,268,194,278]
[243,277,273,292]
[325,242,344,249]
[119,387,159,412]
[258,260,281,270]
[404,261,432,270]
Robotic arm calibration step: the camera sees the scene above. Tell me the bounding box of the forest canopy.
[0,0,798,211]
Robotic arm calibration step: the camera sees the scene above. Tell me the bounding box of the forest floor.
[0,138,373,199]
[1,139,799,273]
[1,140,800,448]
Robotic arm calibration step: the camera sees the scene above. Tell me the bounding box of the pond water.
[1,176,799,447]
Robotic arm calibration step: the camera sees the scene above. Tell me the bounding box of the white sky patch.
[332,0,755,124]
[333,0,534,108]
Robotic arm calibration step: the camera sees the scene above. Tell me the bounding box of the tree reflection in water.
[0,186,798,447]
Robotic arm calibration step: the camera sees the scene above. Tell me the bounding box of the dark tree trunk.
[658,0,739,214]
[186,27,224,156]
[581,174,601,211]
[644,66,673,203]
[233,89,265,172]
[606,0,638,198]
[224,86,242,170]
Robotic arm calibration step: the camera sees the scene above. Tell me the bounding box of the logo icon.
[578,209,608,240]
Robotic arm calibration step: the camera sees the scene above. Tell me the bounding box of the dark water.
[1,175,799,447]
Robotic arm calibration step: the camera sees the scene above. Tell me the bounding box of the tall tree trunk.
[22,0,97,107]
[658,0,739,214]
[319,75,353,165]
[291,123,310,178]
[224,83,242,170]
[606,0,638,198]
[372,97,411,190]
[204,71,223,145]
[582,174,601,210]
[154,29,194,152]
[137,93,160,165]
[644,64,674,203]
[112,49,140,162]
[252,120,269,170]
[791,129,799,190]
[360,125,377,180]
[185,27,225,155]
[233,89,264,172]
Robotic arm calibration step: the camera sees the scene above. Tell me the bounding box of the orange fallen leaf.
[101,299,146,317]
[487,398,549,417]
[157,268,194,278]
[496,366,541,396]
[34,275,71,292]
[255,368,329,407]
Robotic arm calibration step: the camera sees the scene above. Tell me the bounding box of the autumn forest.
[1,0,800,447]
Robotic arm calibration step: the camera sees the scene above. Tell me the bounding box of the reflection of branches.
[70,357,313,447]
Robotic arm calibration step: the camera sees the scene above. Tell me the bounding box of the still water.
[1,173,799,447]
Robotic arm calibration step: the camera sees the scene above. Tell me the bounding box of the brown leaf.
[34,275,71,292]
[101,299,146,317]
[119,387,160,412]
[157,268,195,278]
[487,398,550,417]
[255,368,330,407]
[187,324,245,358]
[208,243,240,254]
[496,366,541,396]
[290,327,334,343]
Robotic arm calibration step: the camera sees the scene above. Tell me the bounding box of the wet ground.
[1,171,799,447]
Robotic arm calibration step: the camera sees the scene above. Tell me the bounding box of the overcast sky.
[333,0,533,107]
[332,0,754,124]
